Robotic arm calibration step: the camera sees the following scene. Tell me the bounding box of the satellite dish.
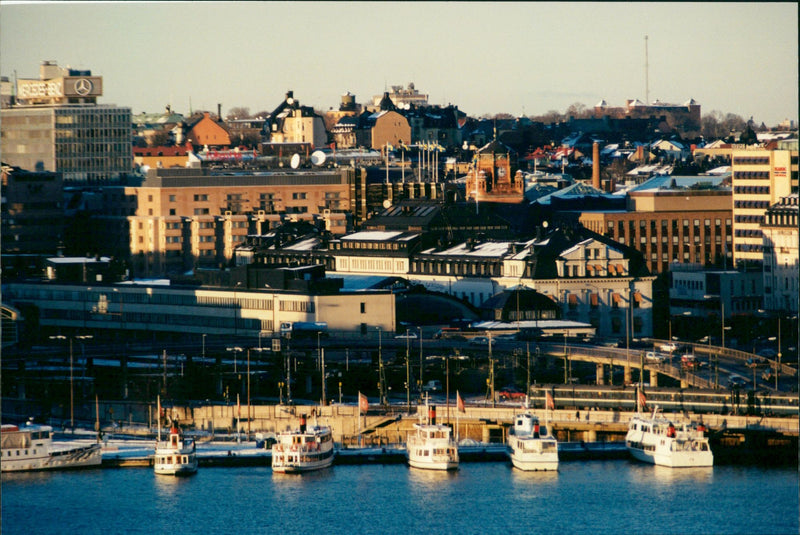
[382,200,391,209]
[311,150,327,166]
[290,153,301,169]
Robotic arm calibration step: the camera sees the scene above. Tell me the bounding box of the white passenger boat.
[1,422,102,472]
[406,404,459,471]
[626,406,713,468]
[154,423,198,476]
[272,415,335,473]
[507,413,559,471]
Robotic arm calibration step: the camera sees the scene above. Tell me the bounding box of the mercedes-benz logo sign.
[75,78,93,96]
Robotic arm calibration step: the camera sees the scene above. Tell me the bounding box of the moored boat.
[272,414,335,473]
[406,404,459,471]
[154,396,197,476]
[1,422,102,472]
[626,406,713,468]
[507,413,559,471]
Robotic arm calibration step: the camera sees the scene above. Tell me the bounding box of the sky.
[1,2,797,126]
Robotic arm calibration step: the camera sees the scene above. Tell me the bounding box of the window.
[169,195,176,202]
[292,192,307,200]
[194,208,210,215]
[360,302,366,314]
[193,194,209,202]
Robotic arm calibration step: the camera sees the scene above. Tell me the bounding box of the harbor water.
[2,461,797,535]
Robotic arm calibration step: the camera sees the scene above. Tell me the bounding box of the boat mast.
[157,395,161,442]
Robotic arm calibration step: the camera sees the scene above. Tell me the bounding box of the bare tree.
[227,107,251,120]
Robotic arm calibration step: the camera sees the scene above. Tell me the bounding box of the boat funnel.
[299,415,307,433]
[428,405,436,425]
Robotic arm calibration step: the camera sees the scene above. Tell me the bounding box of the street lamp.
[50,334,93,430]
[226,346,243,374]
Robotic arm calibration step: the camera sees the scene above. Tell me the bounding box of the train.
[530,384,799,417]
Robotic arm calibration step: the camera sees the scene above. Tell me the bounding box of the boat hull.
[627,445,713,468]
[508,451,559,471]
[407,456,459,471]
[272,453,334,473]
[1,444,102,472]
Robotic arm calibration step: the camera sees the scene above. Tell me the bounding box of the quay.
[88,403,796,468]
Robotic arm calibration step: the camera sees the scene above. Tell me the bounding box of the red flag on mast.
[358,392,369,414]
[457,391,466,413]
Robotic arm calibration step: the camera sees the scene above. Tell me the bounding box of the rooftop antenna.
[645,35,649,105]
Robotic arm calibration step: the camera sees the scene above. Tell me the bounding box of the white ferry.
[154,423,198,476]
[1,422,102,472]
[272,415,335,473]
[507,413,559,471]
[406,405,459,471]
[626,408,713,468]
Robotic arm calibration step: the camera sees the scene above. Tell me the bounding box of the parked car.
[498,386,526,401]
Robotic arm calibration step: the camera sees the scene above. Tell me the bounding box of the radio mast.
[645,35,649,105]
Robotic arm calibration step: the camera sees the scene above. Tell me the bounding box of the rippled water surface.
[2,461,797,535]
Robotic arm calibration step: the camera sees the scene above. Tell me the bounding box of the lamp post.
[50,334,93,430]
[377,327,385,407]
[405,329,411,413]
[418,326,423,402]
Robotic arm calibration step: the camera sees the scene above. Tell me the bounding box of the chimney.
[592,142,600,189]
[217,103,222,121]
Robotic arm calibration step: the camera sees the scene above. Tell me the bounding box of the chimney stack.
[592,142,600,189]
[217,103,222,121]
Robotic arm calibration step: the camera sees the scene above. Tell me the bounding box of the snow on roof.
[342,231,404,241]
[432,240,511,258]
[284,237,319,251]
[47,256,110,264]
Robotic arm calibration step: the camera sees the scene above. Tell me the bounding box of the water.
[2,461,797,535]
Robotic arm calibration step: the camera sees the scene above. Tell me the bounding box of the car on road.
[469,336,495,346]
[746,357,768,368]
[659,342,679,353]
[394,332,418,340]
[680,354,697,369]
[727,375,748,389]
[645,351,668,363]
[497,386,526,401]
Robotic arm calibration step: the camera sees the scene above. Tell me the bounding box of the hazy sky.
[2,2,797,125]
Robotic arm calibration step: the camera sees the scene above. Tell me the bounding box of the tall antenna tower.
[645,35,649,105]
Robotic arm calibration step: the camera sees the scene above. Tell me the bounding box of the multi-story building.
[730,144,799,267]
[762,194,799,314]
[465,140,525,204]
[1,165,65,274]
[593,98,701,134]
[263,91,327,148]
[371,83,428,109]
[95,167,359,277]
[579,175,733,274]
[0,61,132,184]
[247,224,654,339]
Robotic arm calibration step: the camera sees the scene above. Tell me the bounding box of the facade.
[1,282,396,338]
[593,98,701,133]
[761,194,799,314]
[465,140,524,203]
[96,167,358,277]
[181,112,231,149]
[263,91,327,148]
[246,225,654,339]
[371,83,428,109]
[730,146,799,267]
[369,110,412,150]
[1,165,65,256]
[0,61,132,184]
[580,175,733,274]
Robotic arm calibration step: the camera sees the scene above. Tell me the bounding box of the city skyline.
[1,2,798,126]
